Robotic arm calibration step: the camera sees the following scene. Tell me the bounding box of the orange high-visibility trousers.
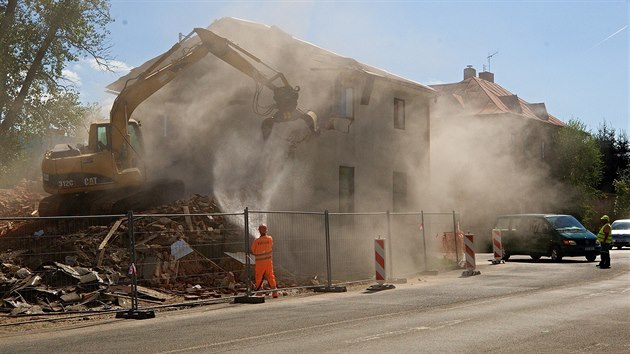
[254,261,277,293]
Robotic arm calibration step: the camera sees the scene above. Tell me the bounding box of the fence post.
[244,207,251,296]
[452,210,459,266]
[421,210,427,271]
[420,211,438,275]
[235,207,264,303]
[386,210,393,279]
[314,210,346,293]
[325,210,332,288]
[386,210,406,283]
[116,210,155,319]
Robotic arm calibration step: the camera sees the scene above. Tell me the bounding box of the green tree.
[613,166,630,218]
[0,0,113,183]
[595,120,630,193]
[551,119,603,222]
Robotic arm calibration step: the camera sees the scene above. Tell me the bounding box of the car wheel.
[585,254,597,262]
[617,246,623,250]
[550,247,563,262]
[530,255,541,260]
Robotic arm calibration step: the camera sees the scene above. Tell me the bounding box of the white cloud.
[86,57,134,73]
[62,69,81,86]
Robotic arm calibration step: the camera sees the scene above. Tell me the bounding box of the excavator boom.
[39,27,317,216]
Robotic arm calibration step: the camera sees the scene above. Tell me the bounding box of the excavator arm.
[39,27,317,216]
[193,28,318,139]
[109,31,211,170]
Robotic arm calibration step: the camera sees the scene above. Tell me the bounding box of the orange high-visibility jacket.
[251,235,273,263]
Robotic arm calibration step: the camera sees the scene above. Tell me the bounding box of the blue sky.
[68,0,629,133]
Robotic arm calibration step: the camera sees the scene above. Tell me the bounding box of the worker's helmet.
[258,224,268,233]
[601,215,610,221]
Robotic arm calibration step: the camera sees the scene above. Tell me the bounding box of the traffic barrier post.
[461,232,481,277]
[367,238,395,291]
[491,229,504,264]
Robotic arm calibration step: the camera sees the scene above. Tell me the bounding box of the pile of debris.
[0,194,260,315]
[0,180,44,237]
[1,259,129,316]
[0,180,43,217]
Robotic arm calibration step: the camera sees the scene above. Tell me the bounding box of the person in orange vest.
[251,224,278,298]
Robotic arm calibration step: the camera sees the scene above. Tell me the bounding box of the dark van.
[494,214,600,262]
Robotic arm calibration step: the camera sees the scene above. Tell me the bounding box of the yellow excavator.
[39,28,318,216]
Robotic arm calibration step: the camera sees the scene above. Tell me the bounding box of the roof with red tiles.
[431,76,565,127]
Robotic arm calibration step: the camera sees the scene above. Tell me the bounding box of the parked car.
[611,219,630,249]
[494,214,600,262]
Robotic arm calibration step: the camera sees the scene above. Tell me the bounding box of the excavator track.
[38,179,185,217]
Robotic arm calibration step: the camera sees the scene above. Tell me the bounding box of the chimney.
[479,71,494,83]
[463,65,476,80]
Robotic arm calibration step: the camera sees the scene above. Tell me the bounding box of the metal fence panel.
[0,215,127,314]
[389,213,425,277]
[328,213,388,282]
[1,208,463,317]
[249,211,327,285]
[423,212,463,267]
[131,212,245,291]
[1,215,125,271]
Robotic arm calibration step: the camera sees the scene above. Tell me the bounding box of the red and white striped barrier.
[492,229,503,264]
[462,233,481,276]
[367,238,395,291]
[375,238,386,284]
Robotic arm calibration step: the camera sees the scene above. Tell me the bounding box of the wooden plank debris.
[182,205,194,231]
[97,219,124,267]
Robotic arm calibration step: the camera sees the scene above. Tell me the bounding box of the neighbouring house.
[429,66,566,248]
[106,17,436,214]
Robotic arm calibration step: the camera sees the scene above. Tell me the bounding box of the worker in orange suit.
[251,224,278,298]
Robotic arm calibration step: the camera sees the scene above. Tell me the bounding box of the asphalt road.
[1,251,629,353]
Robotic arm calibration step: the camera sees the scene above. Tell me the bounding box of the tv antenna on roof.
[484,51,499,72]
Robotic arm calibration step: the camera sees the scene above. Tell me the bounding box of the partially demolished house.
[108,17,436,213]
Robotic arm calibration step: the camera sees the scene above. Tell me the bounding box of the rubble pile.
[0,194,259,315]
[0,259,131,316]
[0,180,44,237]
[0,180,43,217]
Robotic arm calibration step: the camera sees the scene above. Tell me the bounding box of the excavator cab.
[87,120,143,164]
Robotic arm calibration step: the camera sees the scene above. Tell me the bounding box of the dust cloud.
[127,18,572,269]
[8,16,571,277]
[129,18,340,213]
[427,100,572,248]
